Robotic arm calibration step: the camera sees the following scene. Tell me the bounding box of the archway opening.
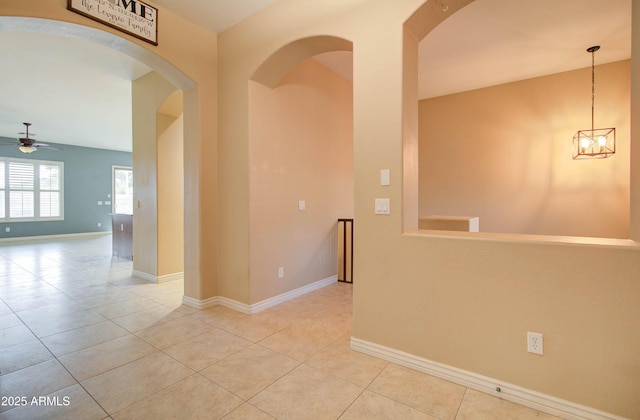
[248,36,354,305]
[404,0,634,241]
[0,17,197,294]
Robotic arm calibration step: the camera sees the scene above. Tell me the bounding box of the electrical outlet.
[527,332,543,355]
[278,267,284,279]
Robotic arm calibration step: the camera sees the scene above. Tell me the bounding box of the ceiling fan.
[0,122,62,154]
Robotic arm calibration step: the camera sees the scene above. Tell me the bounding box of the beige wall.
[157,111,184,276]
[217,1,367,303]
[419,61,631,238]
[219,0,640,417]
[248,58,353,303]
[132,72,168,276]
[4,0,640,417]
[632,0,640,244]
[134,78,185,281]
[0,0,218,299]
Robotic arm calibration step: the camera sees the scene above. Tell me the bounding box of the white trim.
[157,272,184,283]
[249,275,338,314]
[0,231,110,243]
[217,296,252,314]
[132,270,156,283]
[132,270,183,284]
[181,275,338,313]
[182,295,219,310]
[350,338,626,420]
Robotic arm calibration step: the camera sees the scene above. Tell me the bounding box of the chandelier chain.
[591,48,595,131]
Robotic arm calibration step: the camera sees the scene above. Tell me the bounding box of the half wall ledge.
[404,230,640,250]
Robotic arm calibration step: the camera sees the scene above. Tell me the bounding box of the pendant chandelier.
[572,45,615,159]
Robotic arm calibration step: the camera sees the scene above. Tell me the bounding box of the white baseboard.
[182,295,218,310]
[0,231,110,243]
[217,296,252,314]
[132,270,156,283]
[156,272,184,283]
[248,275,338,314]
[133,270,184,284]
[182,275,338,314]
[350,338,625,420]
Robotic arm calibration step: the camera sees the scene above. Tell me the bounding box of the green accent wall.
[0,137,132,239]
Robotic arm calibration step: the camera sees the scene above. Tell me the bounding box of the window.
[0,157,64,222]
[39,163,62,218]
[113,166,133,214]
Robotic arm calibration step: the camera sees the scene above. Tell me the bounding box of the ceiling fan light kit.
[0,122,61,154]
[18,145,37,154]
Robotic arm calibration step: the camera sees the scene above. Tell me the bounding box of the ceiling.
[151,0,281,34]
[0,0,631,152]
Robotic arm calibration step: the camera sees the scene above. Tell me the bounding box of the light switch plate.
[298,200,306,211]
[381,169,390,186]
[375,198,390,215]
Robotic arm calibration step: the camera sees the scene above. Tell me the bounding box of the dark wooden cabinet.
[111,214,133,260]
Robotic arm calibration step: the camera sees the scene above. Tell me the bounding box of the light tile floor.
[0,235,563,419]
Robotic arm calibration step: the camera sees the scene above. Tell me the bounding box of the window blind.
[1,158,63,221]
[9,161,35,218]
[0,161,4,219]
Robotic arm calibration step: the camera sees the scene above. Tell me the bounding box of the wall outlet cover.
[527,332,543,355]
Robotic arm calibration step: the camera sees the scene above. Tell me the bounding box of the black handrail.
[337,218,353,283]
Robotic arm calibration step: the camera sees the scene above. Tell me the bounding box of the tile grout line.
[454,387,471,419]
[0,307,111,418]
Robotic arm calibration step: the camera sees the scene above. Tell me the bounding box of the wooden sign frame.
[68,0,158,46]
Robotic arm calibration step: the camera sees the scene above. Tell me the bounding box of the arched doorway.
[0,16,199,299]
[248,36,354,306]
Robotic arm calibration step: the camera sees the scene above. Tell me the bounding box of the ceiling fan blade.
[35,144,63,151]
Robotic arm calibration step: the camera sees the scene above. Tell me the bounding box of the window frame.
[112,165,133,215]
[0,156,64,223]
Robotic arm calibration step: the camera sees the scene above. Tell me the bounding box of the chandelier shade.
[572,45,615,160]
[573,127,615,159]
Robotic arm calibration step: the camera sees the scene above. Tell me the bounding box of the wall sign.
[68,0,158,46]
